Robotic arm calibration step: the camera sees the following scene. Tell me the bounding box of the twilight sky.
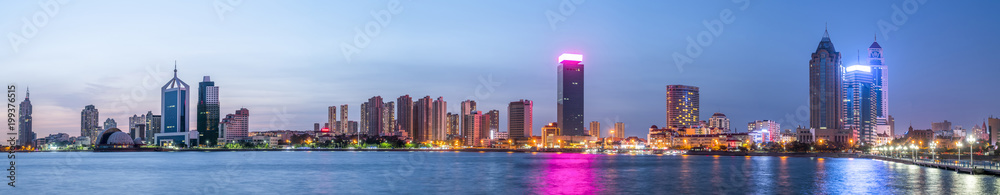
[1,0,998,139]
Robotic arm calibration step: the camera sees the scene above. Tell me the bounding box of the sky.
[1,0,998,140]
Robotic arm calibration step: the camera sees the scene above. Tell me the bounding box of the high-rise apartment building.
[464,111,482,146]
[483,110,499,141]
[414,96,432,142]
[81,105,100,143]
[340,104,349,135]
[396,95,413,135]
[613,122,625,139]
[383,101,395,135]
[432,97,447,141]
[328,106,337,133]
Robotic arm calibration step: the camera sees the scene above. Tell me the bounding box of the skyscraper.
[81,105,100,143]
[364,96,385,136]
[414,96,433,142]
[328,106,337,133]
[613,122,625,139]
[145,111,161,142]
[17,88,32,146]
[460,100,476,139]
[988,117,999,145]
[464,111,482,146]
[843,65,878,144]
[447,113,460,136]
[156,62,196,147]
[665,85,700,128]
[197,76,220,146]
[867,39,891,135]
[220,108,249,142]
[383,101,395,135]
[396,95,413,135]
[588,121,600,138]
[557,53,585,136]
[810,29,843,131]
[708,113,730,133]
[359,102,368,134]
[483,110,499,141]
[508,99,533,139]
[431,97,447,141]
[340,104,349,135]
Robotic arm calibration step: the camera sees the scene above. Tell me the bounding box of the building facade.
[508,99,533,139]
[666,85,700,128]
[588,121,600,138]
[557,53,586,136]
[708,113,730,133]
[842,65,878,144]
[81,105,100,143]
[809,29,843,131]
[197,76,220,146]
[747,120,780,143]
[17,88,33,146]
[155,63,197,147]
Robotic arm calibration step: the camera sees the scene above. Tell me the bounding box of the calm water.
[4,151,1000,194]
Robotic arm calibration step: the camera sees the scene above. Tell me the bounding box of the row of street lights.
[874,135,978,168]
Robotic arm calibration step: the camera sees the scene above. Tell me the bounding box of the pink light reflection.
[534,153,602,194]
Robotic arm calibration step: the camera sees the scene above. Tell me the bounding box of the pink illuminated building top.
[558,53,583,63]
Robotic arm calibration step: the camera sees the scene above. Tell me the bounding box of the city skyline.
[3,1,1000,139]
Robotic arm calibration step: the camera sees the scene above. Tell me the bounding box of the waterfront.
[6,151,1000,194]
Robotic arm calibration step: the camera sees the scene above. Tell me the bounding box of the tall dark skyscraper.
[809,29,843,131]
[197,76,220,146]
[17,88,33,146]
[557,53,585,136]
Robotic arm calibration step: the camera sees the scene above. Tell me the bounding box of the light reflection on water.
[5,152,1000,194]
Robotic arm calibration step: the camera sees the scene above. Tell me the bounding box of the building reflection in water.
[531,153,603,194]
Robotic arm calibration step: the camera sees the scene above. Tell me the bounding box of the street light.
[910,144,917,162]
[930,142,937,162]
[967,135,976,168]
[957,142,964,167]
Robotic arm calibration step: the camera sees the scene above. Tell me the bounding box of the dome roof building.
[96,128,137,148]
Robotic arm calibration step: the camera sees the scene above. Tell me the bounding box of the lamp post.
[957,142,964,167]
[967,135,975,168]
[910,144,917,162]
[930,142,937,162]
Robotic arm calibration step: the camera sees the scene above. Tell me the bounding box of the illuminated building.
[866,39,891,136]
[810,28,843,131]
[196,76,220,146]
[383,101,396,135]
[482,110,499,141]
[541,122,560,147]
[557,53,586,136]
[747,120,779,143]
[508,99,533,139]
[363,96,385,136]
[843,64,878,144]
[707,113,729,133]
[145,111,160,142]
[447,113,460,136]
[665,85,699,128]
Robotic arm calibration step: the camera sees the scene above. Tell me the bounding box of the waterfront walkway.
[868,155,1000,176]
